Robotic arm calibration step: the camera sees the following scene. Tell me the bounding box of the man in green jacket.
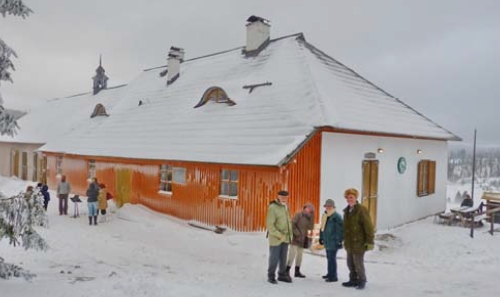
[266,190,293,284]
[342,188,375,290]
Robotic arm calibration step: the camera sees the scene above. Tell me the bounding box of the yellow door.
[362,160,378,228]
[116,169,131,207]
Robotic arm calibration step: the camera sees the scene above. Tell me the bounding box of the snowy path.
[2,187,500,296]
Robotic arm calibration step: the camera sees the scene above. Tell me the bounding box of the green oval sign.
[397,157,407,174]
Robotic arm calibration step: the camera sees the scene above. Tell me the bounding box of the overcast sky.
[2,0,499,145]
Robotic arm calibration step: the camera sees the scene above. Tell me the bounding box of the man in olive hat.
[266,190,293,284]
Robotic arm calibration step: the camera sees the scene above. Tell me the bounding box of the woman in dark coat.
[286,203,315,278]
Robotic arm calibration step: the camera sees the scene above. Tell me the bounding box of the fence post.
[491,212,495,236]
[470,212,474,238]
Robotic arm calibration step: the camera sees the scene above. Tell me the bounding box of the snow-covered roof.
[0,85,126,144]
[38,34,459,165]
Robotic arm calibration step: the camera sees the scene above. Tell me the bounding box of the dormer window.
[194,86,236,108]
[90,103,109,118]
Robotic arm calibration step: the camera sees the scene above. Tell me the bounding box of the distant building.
[0,59,124,184]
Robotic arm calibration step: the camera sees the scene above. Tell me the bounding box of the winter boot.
[88,216,92,225]
[285,266,291,276]
[356,281,366,290]
[277,274,292,283]
[93,216,98,225]
[342,279,358,287]
[294,266,306,278]
[267,277,277,284]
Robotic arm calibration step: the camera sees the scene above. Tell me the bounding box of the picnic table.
[450,205,485,227]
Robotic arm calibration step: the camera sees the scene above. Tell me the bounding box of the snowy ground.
[1,176,500,296]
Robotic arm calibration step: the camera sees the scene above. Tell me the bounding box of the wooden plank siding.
[42,132,322,231]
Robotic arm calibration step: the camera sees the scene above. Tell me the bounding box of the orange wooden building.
[43,131,321,232]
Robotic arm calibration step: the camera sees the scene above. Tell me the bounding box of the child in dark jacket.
[41,184,50,211]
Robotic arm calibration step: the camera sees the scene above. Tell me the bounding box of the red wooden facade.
[44,132,322,231]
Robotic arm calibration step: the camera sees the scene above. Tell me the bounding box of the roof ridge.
[143,33,305,72]
[47,84,128,102]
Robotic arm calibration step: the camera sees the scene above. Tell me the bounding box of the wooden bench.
[435,212,457,225]
[465,213,487,227]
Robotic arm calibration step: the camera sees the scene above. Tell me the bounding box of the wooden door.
[11,149,19,177]
[116,169,131,207]
[362,160,378,228]
[21,152,28,180]
[40,155,48,185]
[32,153,38,182]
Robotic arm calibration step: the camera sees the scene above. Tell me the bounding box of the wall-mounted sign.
[397,157,407,174]
[364,152,376,159]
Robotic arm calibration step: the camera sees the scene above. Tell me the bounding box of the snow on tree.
[0,0,32,136]
[0,188,48,280]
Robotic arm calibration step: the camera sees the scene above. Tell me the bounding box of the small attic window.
[194,86,236,108]
[90,103,109,118]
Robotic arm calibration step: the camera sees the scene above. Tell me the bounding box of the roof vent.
[167,46,184,85]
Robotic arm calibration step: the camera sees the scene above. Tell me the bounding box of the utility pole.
[471,129,477,201]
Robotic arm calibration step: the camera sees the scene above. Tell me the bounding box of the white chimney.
[167,46,184,85]
[245,15,270,54]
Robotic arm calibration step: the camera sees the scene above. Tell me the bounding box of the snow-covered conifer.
[0,0,32,135]
[0,188,48,280]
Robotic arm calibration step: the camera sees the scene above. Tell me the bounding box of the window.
[56,156,63,175]
[193,86,236,108]
[159,165,173,192]
[220,169,238,197]
[90,103,109,118]
[88,160,96,179]
[417,160,436,197]
[159,165,186,193]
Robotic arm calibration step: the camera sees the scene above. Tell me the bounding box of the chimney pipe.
[167,46,184,85]
[245,15,270,56]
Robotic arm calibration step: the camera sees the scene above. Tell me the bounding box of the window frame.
[417,159,436,197]
[220,169,239,199]
[88,159,96,180]
[56,156,63,175]
[159,164,173,194]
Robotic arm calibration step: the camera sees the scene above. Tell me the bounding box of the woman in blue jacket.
[319,199,344,282]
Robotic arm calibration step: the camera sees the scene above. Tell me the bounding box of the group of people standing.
[266,188,375,290]
[48,175,109,225]
[85,177,109,225]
